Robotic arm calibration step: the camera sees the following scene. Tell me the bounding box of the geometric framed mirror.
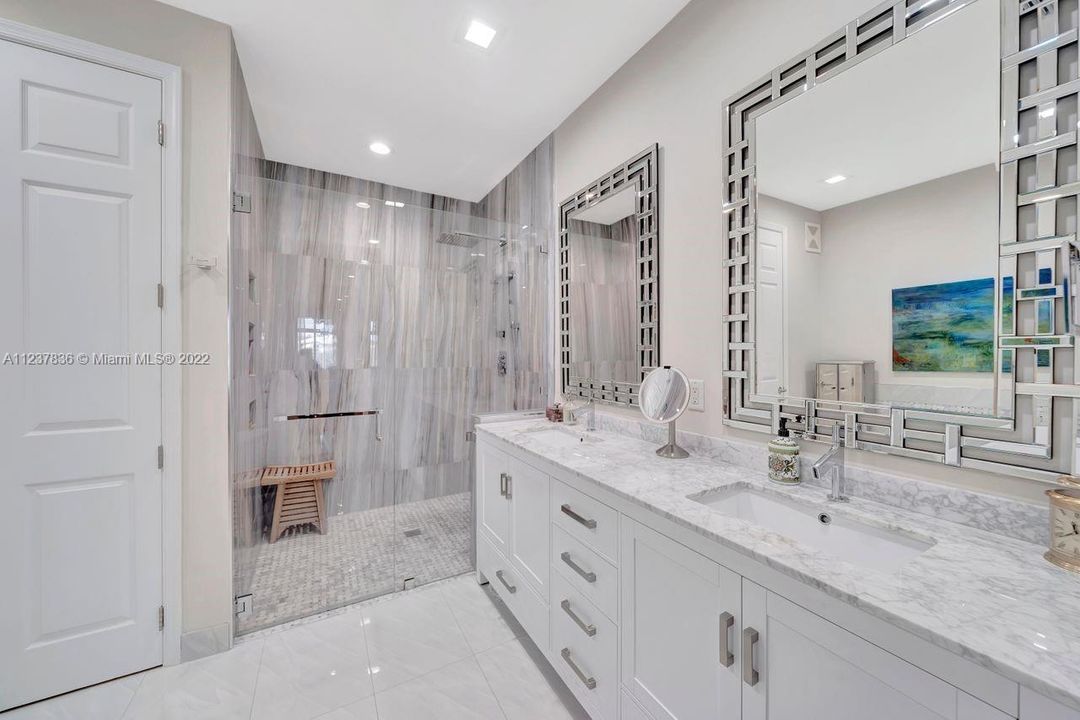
[560,144,659,407]
[722,0,1080,483]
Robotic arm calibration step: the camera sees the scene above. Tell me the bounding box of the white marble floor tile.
[250,612,374,720]
[475,639,588,720]
[121,640,263,720]
[360,583,473,692]
[312,696,378,720]
[439,575,520,654]
[372,657,506,720]
[3,672,144,720]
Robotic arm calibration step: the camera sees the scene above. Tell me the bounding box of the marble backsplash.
[590,410,1049,546]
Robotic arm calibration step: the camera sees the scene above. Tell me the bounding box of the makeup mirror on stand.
[639,366,690,459]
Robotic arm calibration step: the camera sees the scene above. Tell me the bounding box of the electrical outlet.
[689,379,705,411]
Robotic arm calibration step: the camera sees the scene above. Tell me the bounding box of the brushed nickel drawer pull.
[719,611,734,667]
[561,503,597,529]
[560,551,597,583]
[495,569,517,594]
[499,472,507,497]
[561,648,597,690]
[504,473,512,499]
[561,599,597,637]
[742,627,759,686]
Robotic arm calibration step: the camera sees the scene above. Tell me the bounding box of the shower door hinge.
[232,191,252,213]
[465,431,476,442]
[157,283,165,309]
[538,245,548,255]
[157,445,164,469]
[158,605,165,631]
[157,121,165,146]
[234,594,253,619]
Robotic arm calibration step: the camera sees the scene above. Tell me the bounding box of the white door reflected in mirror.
[639,367,690,459]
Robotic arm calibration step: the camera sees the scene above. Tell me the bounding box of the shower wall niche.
[229,140,552,634]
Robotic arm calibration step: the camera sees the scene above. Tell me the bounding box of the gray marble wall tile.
[591,410,1046,544]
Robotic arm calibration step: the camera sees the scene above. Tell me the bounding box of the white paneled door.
[0,38,164,711]
[755,223,786,397]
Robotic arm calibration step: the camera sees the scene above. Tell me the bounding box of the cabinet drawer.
[551,570,617,720]
[552,480,618,562]
[478,534,548,651]
[620,690,654,720]
[553,525,617,621]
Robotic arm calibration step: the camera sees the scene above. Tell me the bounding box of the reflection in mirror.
[640,366,690,459]
[754,0,1001,415]
[568,184,640,385]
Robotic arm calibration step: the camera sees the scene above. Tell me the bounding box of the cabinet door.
[620,519,742,720]
[837,364,863,403]
[506,453,550,596]
[741,584,958,720]
[816,364,838,401]
[476,442,510,556]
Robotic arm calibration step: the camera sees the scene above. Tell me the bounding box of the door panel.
[507,454,549,596]
[755,224,786,396]
[743,585,957,720]
[620,519,742,720]
[477,442,510,555]
[0,38,163,710]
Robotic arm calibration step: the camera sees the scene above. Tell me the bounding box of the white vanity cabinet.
[475,438,551,649]
[620,519,742,720]
[475,431,1079,720]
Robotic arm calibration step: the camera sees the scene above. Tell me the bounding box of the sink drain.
[817,512,832,525]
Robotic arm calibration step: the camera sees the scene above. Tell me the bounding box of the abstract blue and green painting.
[892,277,995,372]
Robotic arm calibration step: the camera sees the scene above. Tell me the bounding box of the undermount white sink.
[690,485,934,572]
[524,425,604,449]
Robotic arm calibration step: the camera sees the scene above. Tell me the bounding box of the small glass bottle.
[768,417,801,484]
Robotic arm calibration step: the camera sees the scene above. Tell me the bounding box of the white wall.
[818,165,998,408]
[553,0,1048,502]
[0,0,236,638]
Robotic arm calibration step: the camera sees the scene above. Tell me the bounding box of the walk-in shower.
[229,175,548,634]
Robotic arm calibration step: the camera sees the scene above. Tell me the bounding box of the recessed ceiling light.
[369,238,380,244]
[360,260,370,265]
[384,200,405,208]
[355,201,371,209]
[465,20,496,49]
[824,175,847,185]
[369,141,391,155]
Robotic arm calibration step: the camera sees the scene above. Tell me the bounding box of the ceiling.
[756,0,999,212]
[158,0,691,201]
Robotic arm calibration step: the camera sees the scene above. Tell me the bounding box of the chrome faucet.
[812,424,848,502]
[564,394,597,431]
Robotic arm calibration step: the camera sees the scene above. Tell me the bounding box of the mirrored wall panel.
[754,0,1000,415]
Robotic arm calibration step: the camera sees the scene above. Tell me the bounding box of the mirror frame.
[721,0,1079,483]
[559,144,659,407]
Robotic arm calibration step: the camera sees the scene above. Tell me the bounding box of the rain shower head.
[436,231,506,248]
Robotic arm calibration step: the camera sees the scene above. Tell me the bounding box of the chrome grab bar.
[560,551,597,583]
[272,408,383,441]
[560,648,597,690]
[561,599,597,637]
[560,504,597,529]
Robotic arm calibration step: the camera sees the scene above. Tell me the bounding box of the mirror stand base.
[656,420,690,459]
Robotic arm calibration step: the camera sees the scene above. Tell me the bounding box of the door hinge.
[157,283,164,309]
[157,121,165,147]
[538,245,548,255]
[157,445,164,469]
[158,605,165,631]
[234,594,253,619]
[232,191,252,214]
[465,430,476,442]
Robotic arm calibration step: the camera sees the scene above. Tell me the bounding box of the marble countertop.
[477,418,1080,710]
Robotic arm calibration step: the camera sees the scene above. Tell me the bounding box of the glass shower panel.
[231,176,546,635]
